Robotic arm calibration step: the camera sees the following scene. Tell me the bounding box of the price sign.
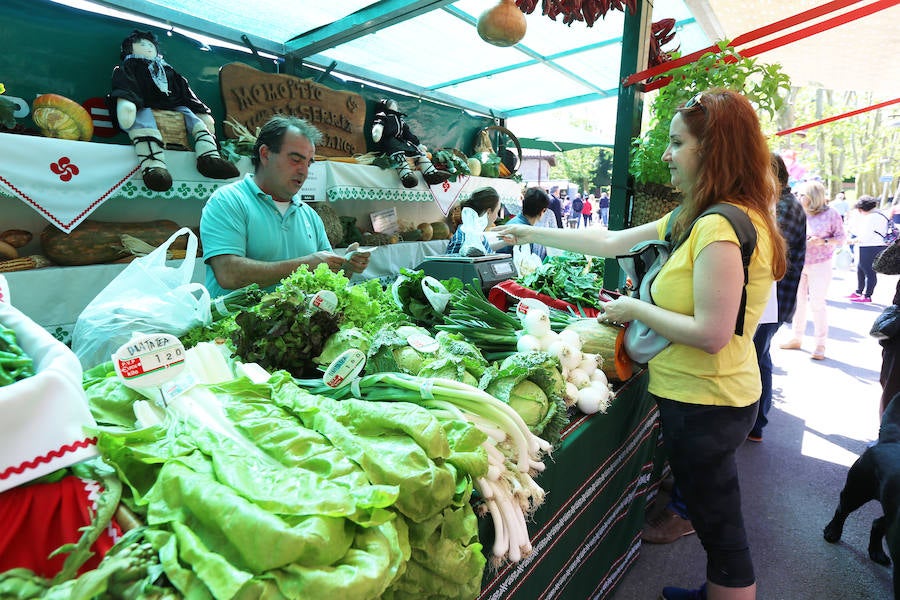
[309,290,339,314]
[112,333,185,389]
[323,348,366,389]
[407,333,439,354]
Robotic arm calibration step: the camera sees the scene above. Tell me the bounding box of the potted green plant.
[628,42,792,225]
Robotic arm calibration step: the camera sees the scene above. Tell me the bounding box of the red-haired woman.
[495,88,786,600]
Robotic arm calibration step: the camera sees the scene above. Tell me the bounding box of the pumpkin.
[0,229,33,249]
[41,219,188,266]
[417,222,434,242]
[32,94,93,141]
[477,0,527,47]
[562,319,626,382]
[399,228,423,242]
[430,221,451,240]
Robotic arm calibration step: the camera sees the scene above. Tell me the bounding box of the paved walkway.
[611,263,897,599]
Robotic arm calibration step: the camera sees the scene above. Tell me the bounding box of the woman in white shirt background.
[848,195,890,303]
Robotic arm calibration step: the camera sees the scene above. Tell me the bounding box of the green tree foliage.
[775,87,899,201]
[549,147,603,194]
[592,148,614,192]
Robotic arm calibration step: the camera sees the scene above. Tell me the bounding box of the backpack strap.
[668,203,758,336]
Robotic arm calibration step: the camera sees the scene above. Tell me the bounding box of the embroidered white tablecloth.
[0,133,246,233]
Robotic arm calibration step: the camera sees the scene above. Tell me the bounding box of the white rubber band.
[213,295,228,317]
[421,379,435,400]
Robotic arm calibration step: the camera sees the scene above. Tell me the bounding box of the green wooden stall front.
[479,371,666,600]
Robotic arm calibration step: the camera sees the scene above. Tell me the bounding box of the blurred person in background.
[846,195,890,304]
[748,154,806,442]
[581,194,593,226]
[780,180,845,361]
[547,185,564,228]
[598,190,611,227]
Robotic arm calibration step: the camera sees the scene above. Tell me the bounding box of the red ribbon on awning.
[740,0,900,58]
[622,0,896,88]
[776,98,900,136]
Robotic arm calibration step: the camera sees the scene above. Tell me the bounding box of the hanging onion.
[477,0,527,47]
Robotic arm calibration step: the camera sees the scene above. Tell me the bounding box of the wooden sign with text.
[219,62,366,157]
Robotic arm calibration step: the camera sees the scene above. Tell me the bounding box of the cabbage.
[315,327,372,365]
[506,379,549,428]
[483,351,569,445]
[393,346,428,374]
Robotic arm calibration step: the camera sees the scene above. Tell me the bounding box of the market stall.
[0,2,670,598]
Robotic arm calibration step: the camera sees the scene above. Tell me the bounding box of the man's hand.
[312,251,347,272]
[343,250,370,273]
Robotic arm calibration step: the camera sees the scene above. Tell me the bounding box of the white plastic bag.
[834,245,853,271]
[513,244,542,277]
[71,228,211,369]
[459,207,490,257]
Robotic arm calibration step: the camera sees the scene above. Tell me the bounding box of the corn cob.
[0,255,53,272]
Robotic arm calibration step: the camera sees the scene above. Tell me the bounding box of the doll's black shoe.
[196,153,240,180]
[423,168,452,185]
[141,166,173,192]
[400,172,418,188]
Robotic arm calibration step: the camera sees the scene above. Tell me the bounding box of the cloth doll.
[370,99,451,189]
[107,30,239,192]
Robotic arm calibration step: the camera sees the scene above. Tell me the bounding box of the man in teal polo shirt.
[200,115,369,298]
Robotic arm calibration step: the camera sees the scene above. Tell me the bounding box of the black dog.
[824,392,900,597]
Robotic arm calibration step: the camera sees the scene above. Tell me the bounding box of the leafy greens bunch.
[393,268,463,327]
[517,252,606,309]
[231,288,341,378]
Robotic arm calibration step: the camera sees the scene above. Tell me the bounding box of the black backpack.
[571,197,583,213]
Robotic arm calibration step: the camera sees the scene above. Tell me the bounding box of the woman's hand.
[596,296,638,326]
[492,223,532,245]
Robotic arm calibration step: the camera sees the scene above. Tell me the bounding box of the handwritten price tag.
[112,333,185,388]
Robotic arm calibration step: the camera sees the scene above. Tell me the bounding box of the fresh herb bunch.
[630,41,791,186]
[231,289,340,378]
[430,149,472,181]
[179,284,264,349]
[393,268,463,327]
[517,252,606,309]
[0,324,34,386]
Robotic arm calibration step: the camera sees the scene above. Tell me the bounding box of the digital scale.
[415,254,517,293]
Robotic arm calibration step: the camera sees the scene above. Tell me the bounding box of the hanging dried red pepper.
[515,0,637,27]
[648,18,678,68]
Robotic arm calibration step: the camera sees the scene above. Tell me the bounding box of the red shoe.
[848,292,863,299]
[851,296,872,303]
